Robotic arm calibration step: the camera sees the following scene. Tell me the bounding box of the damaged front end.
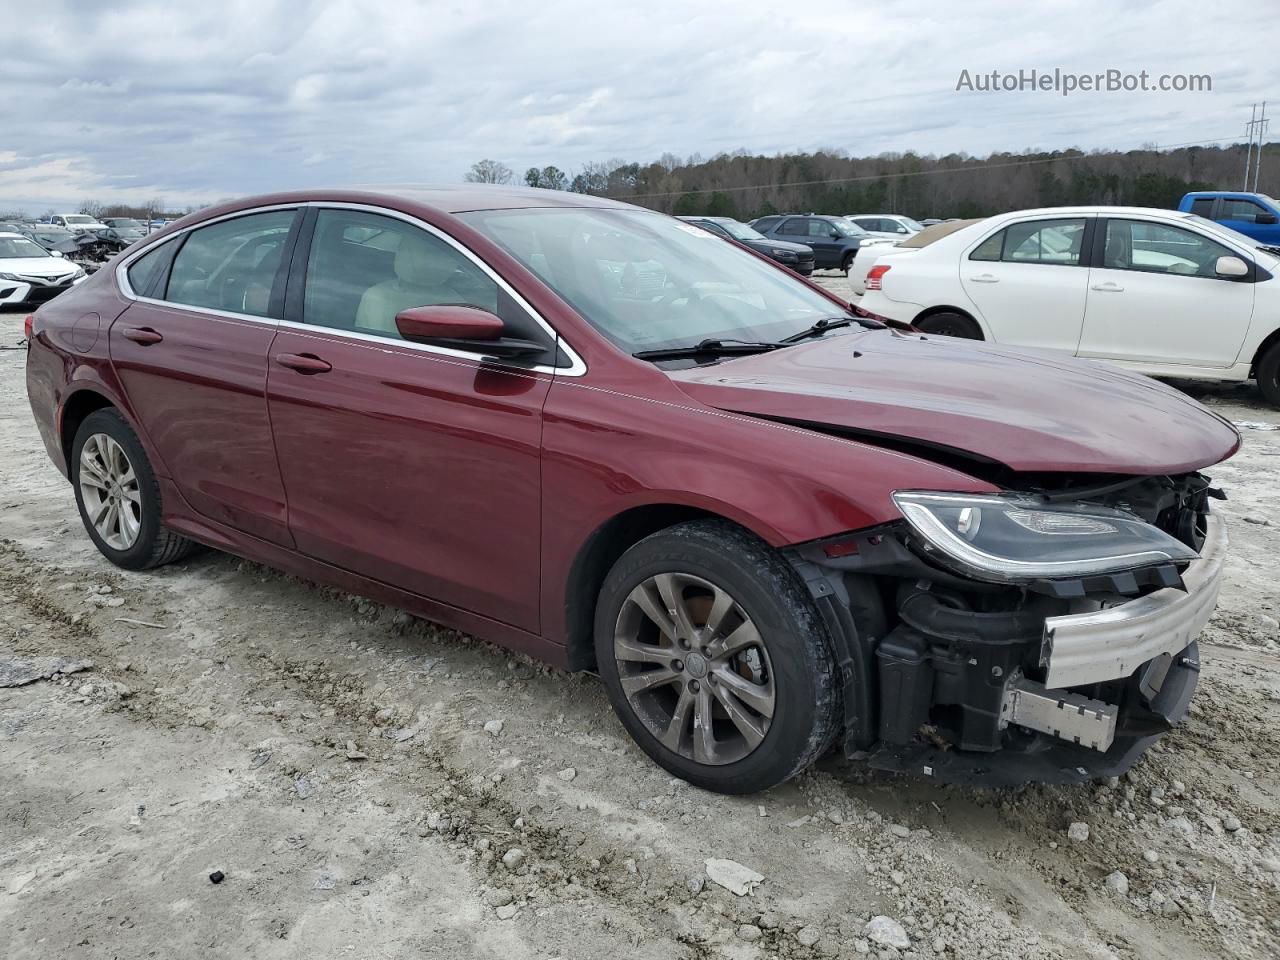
[789,473,1225,786]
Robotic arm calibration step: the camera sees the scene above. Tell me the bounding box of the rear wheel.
[842,252,855,275]
[915,311,982,339]
[71,409,197,570]
[594,520,841,794]
[1257,342,1280,408]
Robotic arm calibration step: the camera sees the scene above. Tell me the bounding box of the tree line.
[466,141,1277,220]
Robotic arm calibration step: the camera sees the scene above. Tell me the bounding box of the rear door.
[109,208,299,546]
[959,216,1092,354]
[264,206,556,631]
[1077,217,1256,367]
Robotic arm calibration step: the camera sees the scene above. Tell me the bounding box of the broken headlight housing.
[892,491,1199,583]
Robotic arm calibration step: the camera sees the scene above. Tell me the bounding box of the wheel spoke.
[78,471,108,491]
[702,584,736,640]
[614,633,673,665]
[710,680,768,749]
[708,619,762,661]
[627,581,677,639]
[79,449,108,483]
[711,665,775,718]
[691,686,718,764]
[653,573,697,640]
[620,667,681,696]
[89,497,112,526]
[102,501,120,540]
[118,502,141,545]
[659,686,695,753]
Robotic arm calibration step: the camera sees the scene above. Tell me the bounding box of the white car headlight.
[892,491,1198,582]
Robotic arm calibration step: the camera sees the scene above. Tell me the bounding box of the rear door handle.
[1091,282,1124,292]
[969,273,999,283]
[274,352,332,374]
[121,326,163,345]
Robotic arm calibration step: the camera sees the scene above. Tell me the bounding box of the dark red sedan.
[26,187,1238,792]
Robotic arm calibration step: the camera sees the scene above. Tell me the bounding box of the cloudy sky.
[2,0,1270,212]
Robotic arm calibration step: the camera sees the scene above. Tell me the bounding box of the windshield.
[832,218,866,237]
[108,219,144,228]
[0,236,52,258]
[64,215,95,224]
[899,217,924,232]
[457,208,849,355]
[720,221,767,241]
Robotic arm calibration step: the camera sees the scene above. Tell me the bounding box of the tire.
[594,520,841,794]
[915,311,982,339]
[1258,342,1280,408]
[70,408,197,570]
[841,252,855,275]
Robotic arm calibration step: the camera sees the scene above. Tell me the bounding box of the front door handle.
[274,352,332,374]
[1091,282,1124,292]
[969,273,999,283]
[121,326,163,345]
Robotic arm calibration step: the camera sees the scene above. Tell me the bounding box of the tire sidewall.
[70,409,165,570]
[1258,344,1280,407]
[918,312,981,339]
[594,524,837,793]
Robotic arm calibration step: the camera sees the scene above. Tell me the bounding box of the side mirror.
[394,305,545,359]
[1256,212,1278,225]
[828,229,841,239]
[1215,255,1249,278]
[50,250,64,258]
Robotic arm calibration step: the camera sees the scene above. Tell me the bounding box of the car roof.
[0,231,26,238]
[200,185,640,219]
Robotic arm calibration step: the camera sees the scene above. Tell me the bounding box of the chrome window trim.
[114,200,587,377]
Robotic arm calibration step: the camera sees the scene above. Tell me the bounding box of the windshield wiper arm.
[632,338,783,361]
[780,314,881,344]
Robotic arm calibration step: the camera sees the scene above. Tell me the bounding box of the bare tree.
[79,199,106,218]
[465,159,514,184]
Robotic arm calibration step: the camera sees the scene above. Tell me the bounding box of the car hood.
[668,329,1240,475]
[744,237,812,255]
[0,257,76,277]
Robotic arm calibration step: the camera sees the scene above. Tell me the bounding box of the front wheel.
[1257,342,1280,408]
[842,252,855,275]
[594,520,841,794]
[71,408,197,570]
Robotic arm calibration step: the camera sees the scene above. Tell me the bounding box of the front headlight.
[0,272,21,281]
[770,248,797,259]
[892,491,1198,582]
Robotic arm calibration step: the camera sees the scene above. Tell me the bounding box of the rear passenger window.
[166,210,295,317]
[777,218,807,236]
[303,210,499,339]
[125,240,172,297]
[1002,219,1086,265]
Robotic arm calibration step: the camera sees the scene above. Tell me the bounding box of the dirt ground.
[1,291,1277,960]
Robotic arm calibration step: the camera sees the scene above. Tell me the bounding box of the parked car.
[102,217,150,237]
[21,224,76,252]
[1178,191,1280,245]
[845,214,923,239]
[26,187,1236,793]
[50,213,109,234]
[856,205,1280,405]
[847,220,982,295]
[678,216,815,274]
[100,223,148,246]
[749,214,894,274]
[0,230,87,308]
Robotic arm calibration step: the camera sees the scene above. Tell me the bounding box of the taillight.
[23,314,34,342]
[865,265,892,291]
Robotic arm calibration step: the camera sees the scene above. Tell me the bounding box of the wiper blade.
[780,314,881,344]
[633,338,782,361]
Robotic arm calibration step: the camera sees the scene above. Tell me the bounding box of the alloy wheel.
[613,572,775,765]
[78,433,142,550]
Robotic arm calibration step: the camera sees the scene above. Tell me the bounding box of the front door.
[960,216,1092,354]
[1078,218,1256,368]
[265,207,554,632]
[109,208,298,546]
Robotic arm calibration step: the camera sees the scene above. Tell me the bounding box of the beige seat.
[355,231,460,335]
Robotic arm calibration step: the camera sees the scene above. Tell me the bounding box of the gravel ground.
[1,299,1278,960]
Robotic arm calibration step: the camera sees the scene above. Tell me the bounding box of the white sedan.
[0,232,88,308]
[857,206,1280,405]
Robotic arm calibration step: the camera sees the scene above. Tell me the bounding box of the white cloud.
[0,0,1266,211]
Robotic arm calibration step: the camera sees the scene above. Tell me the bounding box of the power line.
[611,134,1249,201]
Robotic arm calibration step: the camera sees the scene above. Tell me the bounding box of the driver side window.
[1103,220,1233,279]
[165,210,296,317]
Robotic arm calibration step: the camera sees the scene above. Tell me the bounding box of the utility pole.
[1244,102,1271,192]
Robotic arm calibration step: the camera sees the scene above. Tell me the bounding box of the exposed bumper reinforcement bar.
[1040,513,1226,689]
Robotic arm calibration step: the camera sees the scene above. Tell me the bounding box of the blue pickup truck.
[1178,191,1280,244]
